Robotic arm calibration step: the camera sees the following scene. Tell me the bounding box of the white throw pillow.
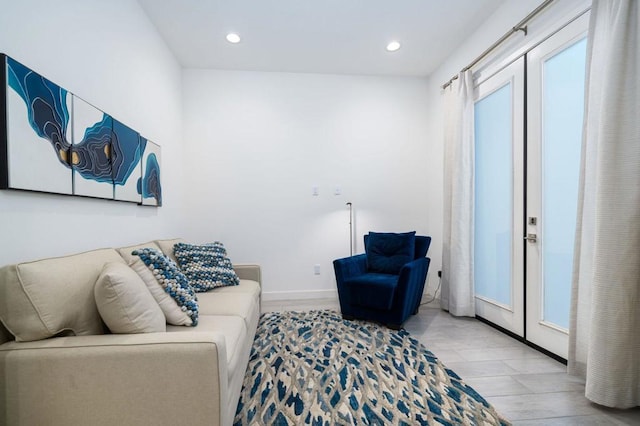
[94,262,166,334]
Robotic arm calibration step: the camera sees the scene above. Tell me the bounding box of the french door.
[473,14,588,358]
[525,15,588,358]
[473,58,525,337]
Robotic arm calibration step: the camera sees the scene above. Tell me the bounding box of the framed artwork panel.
[111,118,141,203]
[139,138,162,206]
[2,55,72,194]
[1,54,161,207]
[72,95,114,199]
[1,55,6,189]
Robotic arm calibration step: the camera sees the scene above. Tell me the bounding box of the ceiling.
[137,0,505,77]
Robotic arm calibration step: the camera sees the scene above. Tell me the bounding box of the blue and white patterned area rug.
[234,310,510,426]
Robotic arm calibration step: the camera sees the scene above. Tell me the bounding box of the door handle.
[524,233,537,243]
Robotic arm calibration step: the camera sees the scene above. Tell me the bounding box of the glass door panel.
[542,37,587,330]
[475,83,513,307]
[473,57,525,337]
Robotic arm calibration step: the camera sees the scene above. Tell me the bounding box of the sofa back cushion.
[116,241,162,264]
[0,248,126,342]
[154,238,186,264]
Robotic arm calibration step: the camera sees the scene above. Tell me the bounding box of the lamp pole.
[346,202,353,256]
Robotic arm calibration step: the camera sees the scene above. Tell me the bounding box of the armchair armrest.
[398,257,429,282]
[0,332,229,426]
[333,254,368,317]
[395,257,431,315]
[333,254,367,283]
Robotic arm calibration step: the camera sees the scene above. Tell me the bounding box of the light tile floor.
[261,298,640,425]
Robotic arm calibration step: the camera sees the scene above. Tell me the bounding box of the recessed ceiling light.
[226,33,241,44]
[386,41,401,52]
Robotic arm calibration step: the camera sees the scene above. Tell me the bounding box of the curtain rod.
[441,0,555,90]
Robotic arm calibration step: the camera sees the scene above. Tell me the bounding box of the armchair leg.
[342,314,355,321]
[387,323,402,331]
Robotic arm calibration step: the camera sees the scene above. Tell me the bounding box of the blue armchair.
[333,232,431,329]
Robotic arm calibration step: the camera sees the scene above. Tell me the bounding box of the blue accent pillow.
[365,231,416,275]
[132,248,199,326]
[173,242,240,292]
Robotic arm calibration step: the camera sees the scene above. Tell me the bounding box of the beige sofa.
[0,238,261,426]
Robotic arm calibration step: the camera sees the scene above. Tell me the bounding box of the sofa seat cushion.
[346,273,398,310]
[212,279,261,300]
[94,262,166,334]
[197,291,259,329]
[0,249,126,342]
[167,315,247,376]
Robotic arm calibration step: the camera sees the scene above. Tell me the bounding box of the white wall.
[0,0,183,264]
[182,70,439,299]
[426,0,591,160]
[0,0,586,302]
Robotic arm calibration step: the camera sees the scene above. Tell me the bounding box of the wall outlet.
[438,270,442,278]
[314,264,321,275]
[312,186,319,196]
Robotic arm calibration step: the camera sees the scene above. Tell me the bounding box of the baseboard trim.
[262,290,434,304]
[262,289,338,302]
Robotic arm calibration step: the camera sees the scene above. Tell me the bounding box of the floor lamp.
[346,202,353,256]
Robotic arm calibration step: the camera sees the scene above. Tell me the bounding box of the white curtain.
[568,0,640,408]
[441,70,475,317]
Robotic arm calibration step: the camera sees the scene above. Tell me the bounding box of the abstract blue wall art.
[2,55,72,194]
[72,95,114,199]
[1,54,161,207]
[139,138,162,206]
[111,119,142,203]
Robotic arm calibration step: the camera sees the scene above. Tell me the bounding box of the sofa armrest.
[0,332,230,426]
[233,263,261,285]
